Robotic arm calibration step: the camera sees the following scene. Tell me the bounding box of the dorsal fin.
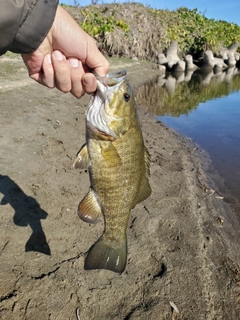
[135,146,151,205]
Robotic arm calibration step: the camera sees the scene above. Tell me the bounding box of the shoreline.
[1,57,240,319]
[126,57,240,219]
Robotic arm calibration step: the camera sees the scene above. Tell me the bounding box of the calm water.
[135,68,240,206]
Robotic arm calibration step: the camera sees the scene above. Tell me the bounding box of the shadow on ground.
[0,174,51,255]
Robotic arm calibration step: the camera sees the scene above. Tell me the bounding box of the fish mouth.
[86,70,127,138]
[93,69,127,87]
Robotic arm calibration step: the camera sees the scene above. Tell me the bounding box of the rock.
[158,53,168,65]
[203,50,215,67]
[227,52,236,67]
[220,42,239,59]
[166,41,180,69]
[220,48,228,60]
[214,57,228,70]
[185,54,198,71]
[220,42,239,67]
[158,64,166,74]
[202,50,227,70]
[172,60,186,72]
[227,41,239,52]
[235,52,240,61]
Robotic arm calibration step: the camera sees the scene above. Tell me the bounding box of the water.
[135,67,240,206]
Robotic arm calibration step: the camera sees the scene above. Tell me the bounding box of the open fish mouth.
[86,70,127,138]
[93,69,127,87]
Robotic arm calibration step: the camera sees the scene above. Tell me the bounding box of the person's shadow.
[0,174,51,255]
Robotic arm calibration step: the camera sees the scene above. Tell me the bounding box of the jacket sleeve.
[0,0,59,55]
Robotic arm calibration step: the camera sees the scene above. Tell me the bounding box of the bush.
[64,3,240,61]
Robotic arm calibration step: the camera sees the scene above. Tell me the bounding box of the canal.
[135,67,240,209]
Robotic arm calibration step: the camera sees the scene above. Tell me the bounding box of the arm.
[22,6,109,97]
[0,0,58,55]
[1,2,109,97]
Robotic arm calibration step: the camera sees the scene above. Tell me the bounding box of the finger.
[68,58,97,98]
[82,73,97,94]
[38,54,55,88]
[21,53,42,81]
[68,57,84,98]
[51,50,71,93]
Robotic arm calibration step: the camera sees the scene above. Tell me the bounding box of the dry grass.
[66,3,166,62]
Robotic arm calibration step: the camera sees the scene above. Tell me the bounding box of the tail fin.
[84,236,127,274]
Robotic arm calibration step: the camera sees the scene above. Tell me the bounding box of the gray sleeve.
[0,0,59,55]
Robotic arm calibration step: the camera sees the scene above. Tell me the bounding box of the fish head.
[86,70,136,139]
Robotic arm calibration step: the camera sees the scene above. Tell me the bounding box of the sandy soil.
[1,57,240,319]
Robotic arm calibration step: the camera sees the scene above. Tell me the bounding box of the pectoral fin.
[102,143,122,168]
[78,188,102,224]
[73,143,90,169]
[135,146,151,205]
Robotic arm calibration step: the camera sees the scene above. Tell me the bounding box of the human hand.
[21,6,109,98]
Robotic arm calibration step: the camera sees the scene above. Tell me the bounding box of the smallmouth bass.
[74,70,151,273]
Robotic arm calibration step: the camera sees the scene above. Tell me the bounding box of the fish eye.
[123,93,130,102]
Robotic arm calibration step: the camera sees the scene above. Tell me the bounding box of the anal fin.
[78,188,102,224]
[136,179,151,205]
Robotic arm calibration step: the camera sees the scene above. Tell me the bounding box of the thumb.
[85,37,109,77]
[50,6,109,77]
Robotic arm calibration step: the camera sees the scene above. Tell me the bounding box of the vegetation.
[79,9,129,39]
[160,7,240,56]
[64,3,240,62]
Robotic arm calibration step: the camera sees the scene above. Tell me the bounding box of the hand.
[21,6,109,98]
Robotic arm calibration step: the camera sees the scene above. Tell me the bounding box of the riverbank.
[1,57,240,319]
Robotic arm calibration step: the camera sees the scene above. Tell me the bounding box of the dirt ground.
[1,56,240,320]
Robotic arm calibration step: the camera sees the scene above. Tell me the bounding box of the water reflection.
[135,67,240,209]
[135,67,240,116]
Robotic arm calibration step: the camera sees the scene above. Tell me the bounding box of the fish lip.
[93,70,127,87]
[94,70,127,97]
[94,70,127,105]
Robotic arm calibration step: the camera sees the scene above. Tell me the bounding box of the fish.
[74,70,151,273]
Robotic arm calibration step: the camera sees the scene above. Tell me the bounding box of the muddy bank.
[0,57,240,319]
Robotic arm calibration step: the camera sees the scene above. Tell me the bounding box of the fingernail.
[46,53,52,64]
[53,50,63,61]
[69,58,79,68]
[83,75,94,86]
